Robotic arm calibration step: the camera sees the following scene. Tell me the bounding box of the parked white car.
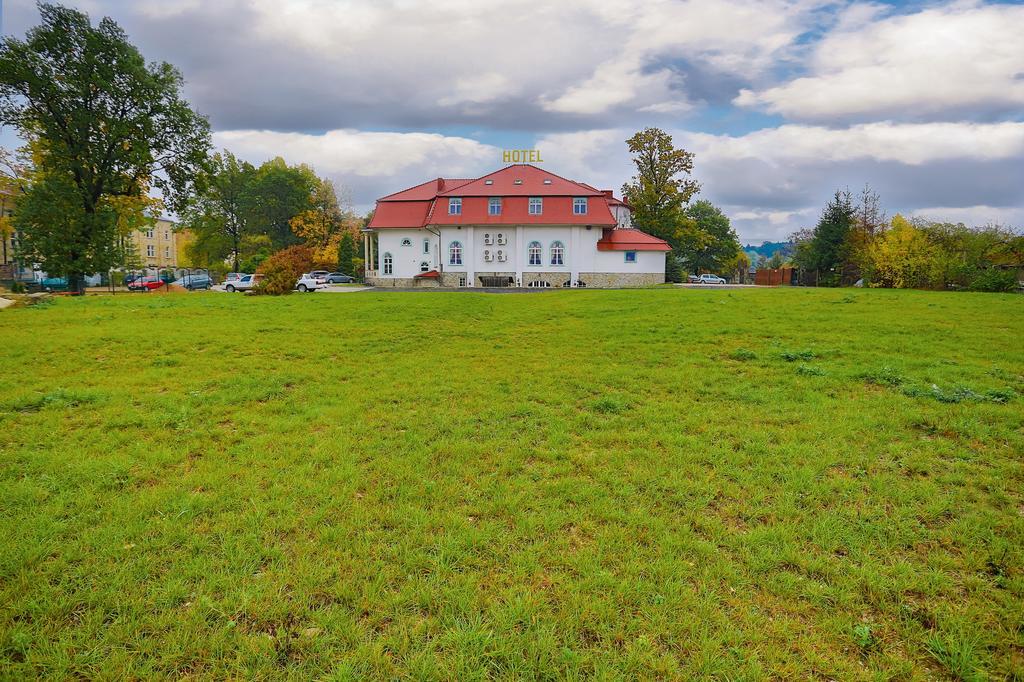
[697,274,727,285]
[224,273,262,292]
[295,273,325,292]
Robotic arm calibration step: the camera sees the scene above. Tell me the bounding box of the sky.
[2,0,1023,243]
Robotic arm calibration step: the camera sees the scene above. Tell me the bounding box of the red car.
[127,276,165,291]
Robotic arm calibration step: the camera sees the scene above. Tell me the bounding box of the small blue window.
[528,197,542,215]
[488,197,502,216]
[573,197,588,215]
[624,251,637,263]
[448,197,462,215]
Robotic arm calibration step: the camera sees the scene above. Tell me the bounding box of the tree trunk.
[68,271,85,295]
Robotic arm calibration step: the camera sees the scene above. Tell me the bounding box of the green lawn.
[1,288,1022,679]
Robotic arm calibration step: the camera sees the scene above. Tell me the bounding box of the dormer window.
[514,179,523,185]
[573,197,588,215]
[543,179,552,185]
[528,197,542,215]
[484,179,494,185]
[448,197,462,215]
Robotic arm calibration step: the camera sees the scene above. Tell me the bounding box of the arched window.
[449,241,463,266]
[400,238,412,247]
[382,252,393,275]
[420,261,430,273]
[550,241,565,266]
[528,241,542,266]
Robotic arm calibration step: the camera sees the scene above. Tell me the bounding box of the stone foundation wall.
[368,271,663,289]
[366,276,418,288]
[520,272,573,288]
[440,272,466,287]
[578,272,663,288]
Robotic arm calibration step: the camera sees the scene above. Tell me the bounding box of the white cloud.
[911,205,1024,228]
[540,0,822,115]
[684,121,1024,165]
[735,2,1024,120]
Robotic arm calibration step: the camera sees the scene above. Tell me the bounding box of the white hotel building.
[363,164,670,288]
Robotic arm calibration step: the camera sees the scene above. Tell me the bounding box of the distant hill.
[743,241,793,259]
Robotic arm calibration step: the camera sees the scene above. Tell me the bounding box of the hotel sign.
[502,149,544,163]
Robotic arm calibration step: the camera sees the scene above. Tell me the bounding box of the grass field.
[1,288,1022,679]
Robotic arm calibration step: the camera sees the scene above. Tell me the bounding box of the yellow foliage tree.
[867,214,933,288]
[290,179,345,266]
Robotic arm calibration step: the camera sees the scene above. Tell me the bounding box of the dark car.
[174,274,212,290]
[324,272,355,283]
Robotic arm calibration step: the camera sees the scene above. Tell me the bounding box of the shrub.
[968,269,1017,293]
[256,245,315,296]
[590,396,628,414]
[861,366,905,387]
[729,348,757,361]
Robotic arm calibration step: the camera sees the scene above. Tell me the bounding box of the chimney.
[602,190,614,198]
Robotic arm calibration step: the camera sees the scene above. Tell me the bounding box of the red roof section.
[367,164,627,229]
[368,200,432,228]
[414,269,441,279]
[432,196,615,226]
[439,165,604,197]
[596,229,671,252]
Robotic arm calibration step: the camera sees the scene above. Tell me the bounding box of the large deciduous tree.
[680,200,740,275]
[247,157,318,248]
[180,151,255,272]
[0,3,210,291]
[290,178,344,264]
[621,127,700,247]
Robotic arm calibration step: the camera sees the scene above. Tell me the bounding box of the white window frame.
[624,251,637,264]
[145,229,154,239]
[449,241,463,266]
[550,241,565,266]
[146,245,155,257]
[528,197,542,215]
[528,241,542,266]
[573,197,588,215]
[448,197,462,215]
[420,261,430,273]
[488,197,502,216]
[383,252,393,275]
[423,239,430,254]
[400,238,412,247]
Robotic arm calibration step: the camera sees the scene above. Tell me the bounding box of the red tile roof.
[431,196,615,226]
[366,164,626,229]
[596,228,671,252]
[414,269,441,279]
[368,200,433,228]
[438,164,605,197]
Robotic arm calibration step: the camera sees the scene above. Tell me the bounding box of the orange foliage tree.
[255,244,314,295]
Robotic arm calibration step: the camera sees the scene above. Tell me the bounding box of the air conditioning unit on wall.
[484,250,493,262]
[497,250,506,262]
[496,233,506,245]
[484,234,493,245]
